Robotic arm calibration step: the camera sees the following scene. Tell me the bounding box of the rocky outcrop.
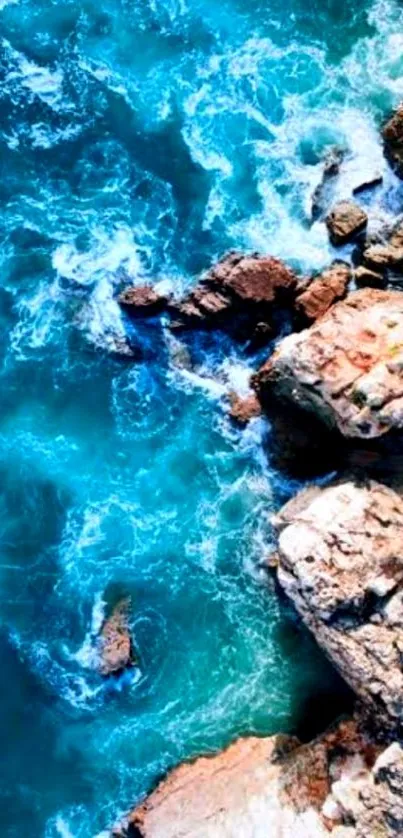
[354,265,387,289]
[273,480,403,732]
[228,391,261,425]
[97,598,136,676]
[383,104,403,177]
[326,202,368,247]
[252,288,403,438]
[295,262,351,323]
[112,716,403,838]
[118,286,169,317]
[170,252,297,338]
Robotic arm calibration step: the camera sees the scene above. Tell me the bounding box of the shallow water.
[1,0,403,835]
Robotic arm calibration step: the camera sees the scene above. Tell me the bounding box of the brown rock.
[311,148,344,221]
[295,262,351,323]
[170,252,297,332]
[252,288,403,439]
[363,244,403,274]
[97,598,135,676]
[326,202,368,246]
[383,104,403,177]
[274,480,403,731]
[118,286,168,317]
[111,715,403,838]
[354,266,387,289]
[229,392,261,424]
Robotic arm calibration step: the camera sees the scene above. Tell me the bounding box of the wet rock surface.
[383,104,403,177]
[252,288,403,439]
[118,286,169,317]
[97,598,135,676]
[111,716,403,838]
[273,480,403,732]
[228,391,261,425]
[326,201,368,247]
[170,252,297,337]
[295,262,351,323]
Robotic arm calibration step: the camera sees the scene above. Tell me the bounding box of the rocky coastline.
[109,105,403,836]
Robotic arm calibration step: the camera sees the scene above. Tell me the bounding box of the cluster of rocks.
[108,104,403,836]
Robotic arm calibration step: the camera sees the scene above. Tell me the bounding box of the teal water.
[1,0,403,835]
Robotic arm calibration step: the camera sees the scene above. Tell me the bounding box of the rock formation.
[170,251,297,338]
[383,104,403,177]
[228,391,261,424]
[112,716,403,837]
[273,480,403,733]
[252,288,403,438]
[97,598,136,676]
[118,286,169,317]
[295,262,351,323]
[326,202,368,247]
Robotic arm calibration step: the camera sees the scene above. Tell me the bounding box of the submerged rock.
[311,148,344,221]
[352,173,383,196]
[111,715,403,838]
[170,252,297,337]
[273,480,403,732]
[97,598,136,677]
[295,262,351,323]
[118,286,169,318]
[252,288,403,438]
[326,201,368,247]
[383,104,403,177]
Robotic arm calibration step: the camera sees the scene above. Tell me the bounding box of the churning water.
[1,0,403,834]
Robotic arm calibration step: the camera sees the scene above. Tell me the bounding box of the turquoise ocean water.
[1,0,403,835]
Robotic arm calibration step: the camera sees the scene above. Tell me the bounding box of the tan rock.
[97,598,135,676]
[296,262,351,323]
[326,202,368,247]
[229,392,261,424]
[354,266,387,289]
[383,104,403,177]
[111,716,403,838]
[363,244,403,274]
[273,480,403,731]
[252,288,403,438]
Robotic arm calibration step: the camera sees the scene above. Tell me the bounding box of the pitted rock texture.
[383,104,403,178]
[170,251,297,333]
[273,480,403,732]
[252,289,403,438]
[111,717,403,838]
[326,201,368,246]
[295,262,351,323]
[97,597,135,676]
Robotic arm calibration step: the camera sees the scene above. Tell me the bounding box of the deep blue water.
[1,0,403,835]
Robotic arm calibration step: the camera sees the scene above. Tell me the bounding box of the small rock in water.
[118,285,169,317]
[352,173,383,195]
[311,147,344,221]
[228,392,261,425]
[326,201,368,246]
[97,597,136,677]
[354,265,387,289]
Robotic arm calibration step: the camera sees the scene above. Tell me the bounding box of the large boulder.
[111,716,403,838]
[97,598,136,677]
[295,262,351,324]
[252,288,403,439]
[170,252,297,337]
[273,480,403,733]
[383,104,403,177]
[326,202,368,247]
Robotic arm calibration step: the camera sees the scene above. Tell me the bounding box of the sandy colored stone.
[112,716,403,838]
[326,202,368,246]
[253,288,403,438]
[118,286,168,317]
[296,262,351,322]
[273,480,403,731]
[97,598,135,676]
